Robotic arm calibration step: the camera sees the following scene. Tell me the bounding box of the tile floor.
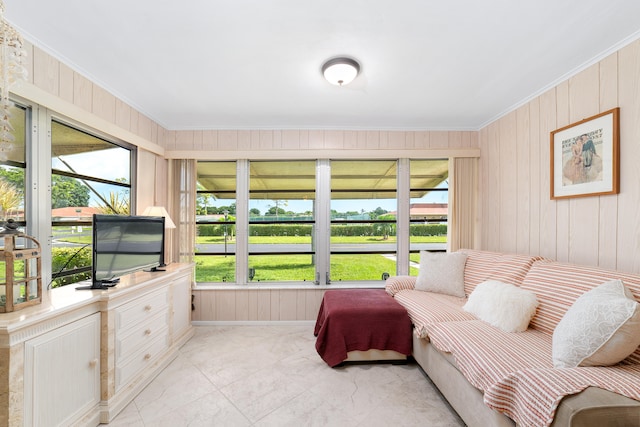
[104,325,464,426]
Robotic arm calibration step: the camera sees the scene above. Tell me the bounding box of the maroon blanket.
[314,289,413,367]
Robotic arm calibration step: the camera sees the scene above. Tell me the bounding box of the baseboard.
[191,320,316,327]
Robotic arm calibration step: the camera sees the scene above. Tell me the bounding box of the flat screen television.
[76,214,165,290]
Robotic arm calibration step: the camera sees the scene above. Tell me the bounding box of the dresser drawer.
[116,328,169,390]
[116,310,169,363]
[114,289,169,334]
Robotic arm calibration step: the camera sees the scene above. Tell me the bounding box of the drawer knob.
[145,329,152,335]
[144,353,151,361]
[144,305,152,311]
[89,359,98,368]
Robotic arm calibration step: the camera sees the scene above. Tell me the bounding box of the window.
[50,121,133,287]
[409,159,449,275]
[0,104,27,226]
[195,161,237,282]
[0,104,28,297]
[330,160,398,282]
[193,158,449,285]
[248,160,315,283]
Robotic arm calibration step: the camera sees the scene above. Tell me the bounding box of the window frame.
[194,157,449,286]
[49,116,137,286]
[0,102,29,229]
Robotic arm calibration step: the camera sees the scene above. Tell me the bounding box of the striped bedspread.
[485,364,640,427]
[428,320,640,427]
[393,290,474,338]
[457,249,543,296]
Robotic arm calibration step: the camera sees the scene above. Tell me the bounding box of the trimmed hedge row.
[51,247,92,287]
[198,223,446,237]
[198,224,237,237]
[410,223,447,236]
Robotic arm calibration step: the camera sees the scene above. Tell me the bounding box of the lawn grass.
[195,255,237,282]
[195,253,420,282]
[330,254,398,281]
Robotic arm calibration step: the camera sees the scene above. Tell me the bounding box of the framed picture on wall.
[550,107,620,200]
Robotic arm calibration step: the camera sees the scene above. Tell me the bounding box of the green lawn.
[195,253,420,282]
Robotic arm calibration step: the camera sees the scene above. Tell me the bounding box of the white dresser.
[0,263,194,427]
[113,287,170,391]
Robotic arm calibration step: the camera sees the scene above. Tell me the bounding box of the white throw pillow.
[415,251,467,298]
[463,280,539,332]
[552,279,640,368]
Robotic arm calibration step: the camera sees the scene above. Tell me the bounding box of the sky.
[52,148,132,207]
[52,149,130,182]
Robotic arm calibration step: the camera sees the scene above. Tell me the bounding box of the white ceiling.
[5,1,640,131]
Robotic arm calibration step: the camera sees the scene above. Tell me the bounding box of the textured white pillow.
[415,251,467,298]
[463,280,539,332]
[552,279,640,368]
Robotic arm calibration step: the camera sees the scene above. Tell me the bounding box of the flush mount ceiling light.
[322,57,360,86]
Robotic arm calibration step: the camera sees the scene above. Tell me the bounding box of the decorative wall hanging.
[550,107,619,200]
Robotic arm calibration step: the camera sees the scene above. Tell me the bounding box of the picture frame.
[550,107,619,200]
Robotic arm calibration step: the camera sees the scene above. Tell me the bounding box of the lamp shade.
[141,206,176,228]
[322,57,360,86]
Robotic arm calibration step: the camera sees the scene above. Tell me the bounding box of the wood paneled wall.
[192,289,326,322]
[478,39,640,274]
[164,129,478,154]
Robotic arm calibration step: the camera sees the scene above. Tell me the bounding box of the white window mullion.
[28,105,52,285]
[396,158,410,276]
[315,159,331,285]
[236,159,249,284]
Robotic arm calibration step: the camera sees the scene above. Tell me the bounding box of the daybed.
[385,249,640,427]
